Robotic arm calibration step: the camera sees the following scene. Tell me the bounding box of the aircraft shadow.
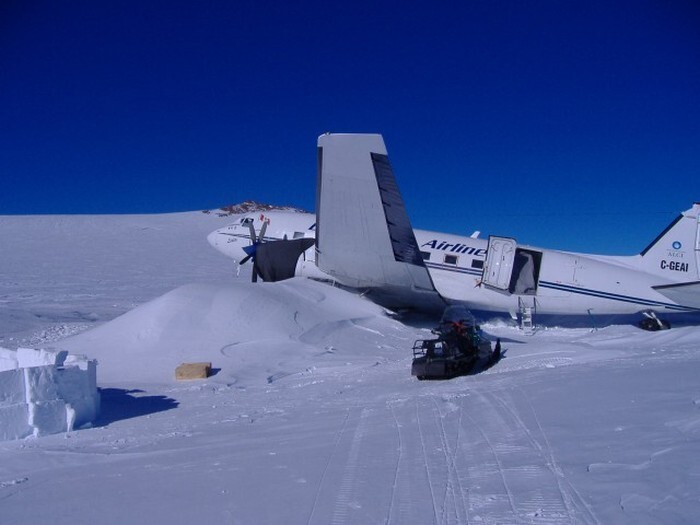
[95,388,179,427]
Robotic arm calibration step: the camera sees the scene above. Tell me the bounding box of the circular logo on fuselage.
[672,241,682,250]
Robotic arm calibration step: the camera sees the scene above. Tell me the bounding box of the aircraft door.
[482,236,517,291]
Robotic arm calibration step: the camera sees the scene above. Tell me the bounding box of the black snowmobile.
[411,306,501,380]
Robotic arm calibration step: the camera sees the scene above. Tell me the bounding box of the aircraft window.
[444,254,458,265]
[421,251,431,260]
[471,259,484,269]
[293,231,305,239]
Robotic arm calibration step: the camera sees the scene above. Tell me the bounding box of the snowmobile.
[411,306,501,380]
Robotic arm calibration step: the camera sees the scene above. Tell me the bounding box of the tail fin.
[639,203,700,281]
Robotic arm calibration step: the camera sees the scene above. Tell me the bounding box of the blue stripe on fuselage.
[422,259,697,312]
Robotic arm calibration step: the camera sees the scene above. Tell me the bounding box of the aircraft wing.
[652,281,700,309]
[315,133,444,310]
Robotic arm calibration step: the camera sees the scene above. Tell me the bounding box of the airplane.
[208,133,700,330]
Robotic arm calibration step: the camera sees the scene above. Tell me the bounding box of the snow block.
[0,369,26,406]
[23,365,61,403]
[0,347,19,372]
[17,347,67,368]
[176,362,212,380]
[0,402,33,441]
[28,399,68,437]
[55,361,100,426]
[0,347,99,441]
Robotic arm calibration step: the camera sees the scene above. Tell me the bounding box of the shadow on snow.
[95,388,179,427]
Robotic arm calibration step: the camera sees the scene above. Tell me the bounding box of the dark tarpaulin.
[255,238,315,282]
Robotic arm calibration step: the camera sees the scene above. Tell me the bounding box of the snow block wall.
[0,347,99,441]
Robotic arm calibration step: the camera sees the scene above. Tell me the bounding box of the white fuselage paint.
[209,211,698,317]
[413,230,687,316]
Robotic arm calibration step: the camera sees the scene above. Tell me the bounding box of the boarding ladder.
[518,296,537,334]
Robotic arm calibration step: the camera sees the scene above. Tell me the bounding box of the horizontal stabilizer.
[653,281,700,309]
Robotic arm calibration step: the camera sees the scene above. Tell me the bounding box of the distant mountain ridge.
[203,200,308,217]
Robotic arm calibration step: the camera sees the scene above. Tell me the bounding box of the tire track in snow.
[454,402,471,524]
[387,400,439,525]
[482,389,574,523]
[513,386,601,525]
[306,409,351,525]
[430,397,470,525]
[330,407,369,525]
[465,384,597,524]
[416,400,441,524]
[384,404,403,525]
[461,402,520,523]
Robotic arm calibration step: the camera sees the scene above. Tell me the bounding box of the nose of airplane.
[207,226,244,261]
[207,229,222,250]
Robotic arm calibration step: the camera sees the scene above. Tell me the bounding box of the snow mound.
[58,278,403,384]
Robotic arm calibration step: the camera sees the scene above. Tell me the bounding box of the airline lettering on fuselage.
[660,260,689,272]
[422,240,486,257]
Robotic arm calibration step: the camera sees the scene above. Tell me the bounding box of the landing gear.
[639,312,671,331]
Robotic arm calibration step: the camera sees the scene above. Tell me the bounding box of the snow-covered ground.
[1,212,699,524]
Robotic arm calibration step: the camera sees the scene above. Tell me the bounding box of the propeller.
[239,218,269,282]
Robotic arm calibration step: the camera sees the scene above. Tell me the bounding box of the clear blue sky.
[1,1,698,254]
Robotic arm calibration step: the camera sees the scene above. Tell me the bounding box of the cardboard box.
[175,362,212,380]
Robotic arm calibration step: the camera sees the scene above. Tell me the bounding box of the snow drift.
[58,278,402,384]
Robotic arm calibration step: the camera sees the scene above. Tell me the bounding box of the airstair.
[518,296,537,334]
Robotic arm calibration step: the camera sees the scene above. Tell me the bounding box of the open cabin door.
[482,236,517,291]
[482,236,543,295]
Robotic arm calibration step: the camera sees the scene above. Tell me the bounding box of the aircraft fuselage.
[208,210,699,318]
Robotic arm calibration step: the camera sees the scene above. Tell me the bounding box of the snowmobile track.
[384,404,403,525]
[306,409,351,525]
[416,400,441,524]
[462,403,520,522]
[466,385,600,524]
[431,397,471,525]
[513,386,601,525]
[329,407,369,525]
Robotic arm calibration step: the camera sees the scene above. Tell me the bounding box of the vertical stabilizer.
[639,203,700,281]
